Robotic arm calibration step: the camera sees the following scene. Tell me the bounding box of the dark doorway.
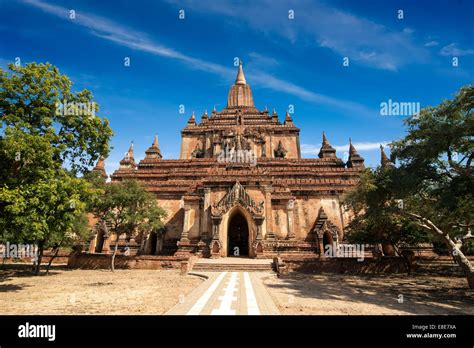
[227,213,249,256]
[95,230,105,253]
[323,232,333,254]
[149,231,157,255]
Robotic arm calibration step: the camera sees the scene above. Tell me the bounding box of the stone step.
[192,263,274,272]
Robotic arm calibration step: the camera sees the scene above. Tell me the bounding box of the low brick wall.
[68,252,189,270]
[2,251,70,265]
[281,256,408,274]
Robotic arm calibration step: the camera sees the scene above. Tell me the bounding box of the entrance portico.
[209,182,265,258]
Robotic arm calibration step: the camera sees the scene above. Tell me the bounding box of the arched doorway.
[322,231,334,256]
[149,231,158,255]
[95,230,105,253]
[227,213,249,256]
[323,232,332,250]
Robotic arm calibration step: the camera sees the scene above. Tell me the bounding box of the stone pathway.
[166,271,279,315]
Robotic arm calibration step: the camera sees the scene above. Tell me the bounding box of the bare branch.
[461,230,473,241]
[403,212,445,236]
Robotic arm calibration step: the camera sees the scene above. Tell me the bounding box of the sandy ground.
[262,273,474,315]
[0,267,203,315]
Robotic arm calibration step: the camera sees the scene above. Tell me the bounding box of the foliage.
[0,62,113,274]
[88,178,166,271]
[344,85,474,287]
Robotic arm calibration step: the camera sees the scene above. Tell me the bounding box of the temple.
[90,62,366,258]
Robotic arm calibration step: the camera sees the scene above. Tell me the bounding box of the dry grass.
[0,268,203,315]
[263,273,474,315]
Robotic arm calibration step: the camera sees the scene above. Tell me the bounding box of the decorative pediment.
[211,182,264,217]
[312,207,339,241]
[274,141,287,158]
[191,144,205,158]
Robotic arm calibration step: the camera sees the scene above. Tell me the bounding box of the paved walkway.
[166,271,279,315]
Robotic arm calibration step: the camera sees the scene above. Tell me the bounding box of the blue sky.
[0,0,473,174]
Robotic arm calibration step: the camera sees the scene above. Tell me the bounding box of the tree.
[0,62,113,274]
[89,179,166,271]
[0,168,95,274]
[344,167,433,274]
[0,63,112,174]
[345,85,474,287]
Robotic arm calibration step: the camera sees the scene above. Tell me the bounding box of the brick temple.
[89,63,367,259]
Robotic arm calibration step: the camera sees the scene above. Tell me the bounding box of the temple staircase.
[191,257,274,272]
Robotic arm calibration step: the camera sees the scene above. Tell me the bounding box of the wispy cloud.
[301,141,389,155]
[165,0,429,71]
[424,41,439,47]
[440,43,474,56]
[247,52,280,69]
[22,0,374,116]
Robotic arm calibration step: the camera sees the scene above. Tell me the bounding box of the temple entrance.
[323,232,332,251]
[227,213,249,257]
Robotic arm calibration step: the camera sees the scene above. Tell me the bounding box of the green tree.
[89,179,166,271]
[0,62,113,274]
[345,85,474,287]
[344,167,433,274]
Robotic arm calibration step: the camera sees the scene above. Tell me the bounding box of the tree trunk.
[46,243,62,275]
[392,243,412,275]
[450,244,474,289]
[34,240,44,276]
[111,234,119,272]
[406,213,474,289]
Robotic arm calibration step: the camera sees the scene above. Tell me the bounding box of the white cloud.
[440,43,474,56]
[424,41,439,47]
[165,0,429,71]
[247,52,280,68]
[22,0,374,116]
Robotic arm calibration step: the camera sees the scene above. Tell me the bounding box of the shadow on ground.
[263,273,473,315]
[0,264,72,292]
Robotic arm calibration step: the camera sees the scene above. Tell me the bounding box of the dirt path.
[262,273,473,315]
[0,268,203,315]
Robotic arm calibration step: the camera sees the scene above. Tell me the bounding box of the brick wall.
[67,252,189,270]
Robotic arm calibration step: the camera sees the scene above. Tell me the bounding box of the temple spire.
[200,110,209,124]
[284,110,293,125]
[145,134,162,160]
[227,62,254,108]
[128,141,135,159]
[322,131,329,146]
[349,137,357,155]
[346,138,365,169]
[93,156,107,178]
[187,111,196,126]
[380,144,393,168]
[318,131,336,159]
[235,60,247,85]
[119,141,136,169]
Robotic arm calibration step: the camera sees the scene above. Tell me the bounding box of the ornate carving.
[191,144,205,158]
[274,211,280,226]
[211,182,264,217]
[312,207,339,243]
[274,141,287,158]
